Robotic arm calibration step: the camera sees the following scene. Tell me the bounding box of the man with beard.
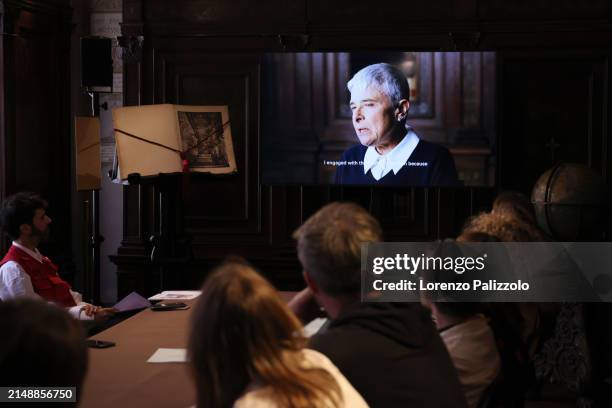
[0,192,114,321]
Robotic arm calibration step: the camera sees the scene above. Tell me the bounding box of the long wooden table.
[80,292,297,407]
[80,301,196,408]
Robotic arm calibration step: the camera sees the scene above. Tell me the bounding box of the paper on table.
[147,348,188,363]
[113,291,151,312]
[148,291,201,301]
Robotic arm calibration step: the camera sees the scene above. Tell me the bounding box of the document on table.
[148,291,201,301]
[147,348,188,363]
[114,291,151,312]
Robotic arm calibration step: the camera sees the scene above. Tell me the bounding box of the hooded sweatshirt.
[310,302,468,408]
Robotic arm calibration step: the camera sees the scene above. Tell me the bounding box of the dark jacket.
[310,302,468,408]
[334,140,460,186]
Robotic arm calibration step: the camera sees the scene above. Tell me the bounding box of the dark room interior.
[1,0,611,407]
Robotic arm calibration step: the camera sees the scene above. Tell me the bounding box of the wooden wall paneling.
[606,51,612,184]
[435,187,498,240]
[266,185,322,250]
[482,52,497,185]
[300,185,332,222]
[375,188,431,241]
[308,0,460,26]
[1,0,73,272]
[462,52,481,128]
[154,50,262,243]
[478,0,612,21]
[498,51,607,194]
[262,53,320,184]
[0,3,16,256]
[143,0,306,36]
[437,189,467,240]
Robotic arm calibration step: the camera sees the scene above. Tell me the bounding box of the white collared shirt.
[363,130,420,180]
[0,242,93,320]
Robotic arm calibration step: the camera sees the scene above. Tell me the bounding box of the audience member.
[423,232,501,408]
[462,211,542,243]
[492,191,537,224]
[460,210,540,402]
[0,192,114,321]
[188,259,368,408]
[492,191,548,241]
[290,202,467,408]
[422,300,501,408]
[0,298,88,404]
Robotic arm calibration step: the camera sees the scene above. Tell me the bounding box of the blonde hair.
[189,259,341,408]
[293,202,382,295]
[462,211,545,242]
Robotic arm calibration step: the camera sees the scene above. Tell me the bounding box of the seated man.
[0,192,114,321]
[290,202,467,408]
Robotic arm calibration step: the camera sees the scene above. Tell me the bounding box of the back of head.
[0,299,87,393]
[492,191,538,226]
[0,192,47,240]
[456,231,500,243]
[462,211,544,242]
[189,259,340,408]
[293,202,383,296]
[429,232,498,319]
[347,63,410,107]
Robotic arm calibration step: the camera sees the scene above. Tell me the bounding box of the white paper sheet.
[147,348,187,363]
[113,291,151,312]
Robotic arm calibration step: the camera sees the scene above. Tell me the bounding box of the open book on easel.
[112,104,236,179]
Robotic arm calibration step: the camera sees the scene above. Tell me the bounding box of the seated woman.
[188,259,368,408]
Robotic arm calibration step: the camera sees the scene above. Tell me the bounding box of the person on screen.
[0,192,115,321]
[188,258,368,408]
[0,298,88,397]
[335,63,459,186]
[289,202,467,407]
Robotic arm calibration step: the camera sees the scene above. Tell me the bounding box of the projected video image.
[262,52,497,187]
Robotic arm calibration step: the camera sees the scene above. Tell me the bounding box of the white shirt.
[440,315,501,408]
[0,241,93,320]
[363,130,420,180]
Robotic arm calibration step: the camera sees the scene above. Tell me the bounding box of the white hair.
[347,63,410,107]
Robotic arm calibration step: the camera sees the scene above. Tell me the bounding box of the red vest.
[0,245,76,307]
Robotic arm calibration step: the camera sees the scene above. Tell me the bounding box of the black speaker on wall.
[81,37,113,92]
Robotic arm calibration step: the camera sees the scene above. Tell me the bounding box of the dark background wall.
[109,0,612,298]
[0,0,74,277]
